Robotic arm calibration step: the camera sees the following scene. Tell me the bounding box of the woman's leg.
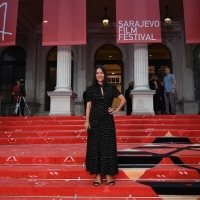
[106,174,115,185]
[93,174,101,186]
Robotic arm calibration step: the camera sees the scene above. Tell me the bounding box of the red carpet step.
[0,115,200,199]
[0,164,199,180]
[0,143,200,165]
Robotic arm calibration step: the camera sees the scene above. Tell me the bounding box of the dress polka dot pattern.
[86,83,121,176]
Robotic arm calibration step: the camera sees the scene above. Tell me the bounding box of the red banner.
[0,0,19,46]
[183,0,200,44]
[116,0,161,44]
[42,0,86,46]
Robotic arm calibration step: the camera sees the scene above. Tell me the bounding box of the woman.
[149,74,159,114]
[84,66,126,186]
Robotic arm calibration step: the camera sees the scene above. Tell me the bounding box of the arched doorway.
[193,44,200,100]
[0,46,26,103]
[45,47,74,111]
[95,45,123,108]
[148,44,172,81]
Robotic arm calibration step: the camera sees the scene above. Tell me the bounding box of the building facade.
[0,0,200,116]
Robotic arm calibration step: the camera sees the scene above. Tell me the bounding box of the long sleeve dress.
[85,83,121,176]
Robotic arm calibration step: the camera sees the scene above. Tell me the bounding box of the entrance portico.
[0,0,200,116]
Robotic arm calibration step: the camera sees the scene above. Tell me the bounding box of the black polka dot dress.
[85,83,121,176]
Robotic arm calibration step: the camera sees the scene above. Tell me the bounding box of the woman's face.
[96,68,104,84]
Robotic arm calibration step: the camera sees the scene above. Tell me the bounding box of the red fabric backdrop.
[0,0,19,46]
[116,0,161,44]
[42,0,86,46]
[183,0,200,44]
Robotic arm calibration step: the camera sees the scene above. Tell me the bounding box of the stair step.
[1,124,200,131]
[0,136,197,145]
[0,143,199,165]
[1,130,200,137]
[0,165,199,180]
[1,118,200,126]
[0,115,199,198]
[0,179,199,196]
[0,179,159,197]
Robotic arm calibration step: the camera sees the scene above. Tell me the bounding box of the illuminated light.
[101,7,110,30]
[163,6,173,28]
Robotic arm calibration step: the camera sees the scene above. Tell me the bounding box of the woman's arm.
[84,101,91,131]
[153,81,158,90]
[109,94,126,115]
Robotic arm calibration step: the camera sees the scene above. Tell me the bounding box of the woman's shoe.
[93,181,101,186]
[108,180,115,186]
[106,175,115,186]
[93,174,101,186]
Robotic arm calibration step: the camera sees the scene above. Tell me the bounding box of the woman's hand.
[84,121,90,131]
[108,107,117,115]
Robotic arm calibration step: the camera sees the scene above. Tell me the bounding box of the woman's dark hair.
[92,65,108,86]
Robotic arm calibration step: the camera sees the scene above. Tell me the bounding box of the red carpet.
[0,115,200,199]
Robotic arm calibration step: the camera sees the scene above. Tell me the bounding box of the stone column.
[131,44,155,115]
[183,68,194,100]
[25,34,36,102]
[180,67,198,114]
[183,45,194,100]
[24,34,42,115]
[48,46,77,115]
[74,46,87,116]
[55,46,71,91]
[178,45,197,114]
[134,44,149,90]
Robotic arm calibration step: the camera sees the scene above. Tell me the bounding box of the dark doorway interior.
[0,46,26,103]
[148,44,172,82]
[193,44,200,100]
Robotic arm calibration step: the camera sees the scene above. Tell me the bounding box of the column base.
[131,90,155,115]
[177,100,200,114]
[47,91,77,116]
